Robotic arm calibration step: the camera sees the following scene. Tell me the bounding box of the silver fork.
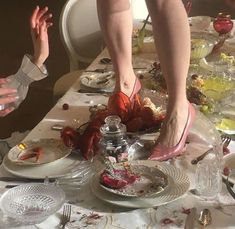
[221,135,232,149]
[191,135,232,165]
[61,204,71,229]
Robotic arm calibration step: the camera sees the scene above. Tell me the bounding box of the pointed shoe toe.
[149,103,196,161]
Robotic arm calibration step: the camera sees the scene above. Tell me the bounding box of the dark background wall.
[0,0,233,138]
[0,0,69,138]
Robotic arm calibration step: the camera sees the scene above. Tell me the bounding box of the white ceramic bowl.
[0,183,65,225]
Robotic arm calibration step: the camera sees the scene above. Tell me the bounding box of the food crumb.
[62,103,69,110]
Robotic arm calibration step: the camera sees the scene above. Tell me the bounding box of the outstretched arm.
[30,6,53,67]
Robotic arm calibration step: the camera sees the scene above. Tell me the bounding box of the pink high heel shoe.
[129,77,141,102]
[148,103,196,161]
[107,77,142,122]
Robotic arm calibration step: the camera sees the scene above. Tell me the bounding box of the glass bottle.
[1,79,23,109]
[99,115,130,163]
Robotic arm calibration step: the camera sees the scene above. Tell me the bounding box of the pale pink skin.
[30,6,53,67]
[97,0,191,159]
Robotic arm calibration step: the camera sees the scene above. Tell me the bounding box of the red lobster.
[61,86,165,160]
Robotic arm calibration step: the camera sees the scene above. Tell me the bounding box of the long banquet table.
[1,47,235,228]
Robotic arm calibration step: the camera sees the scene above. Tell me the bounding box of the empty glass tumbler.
[195,146,222,200]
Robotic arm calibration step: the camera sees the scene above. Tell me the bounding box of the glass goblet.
[213,12,234,35]
[213,13,234,52]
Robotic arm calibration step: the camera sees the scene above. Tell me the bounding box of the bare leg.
[145,0,190,148]
[97,0,137,96]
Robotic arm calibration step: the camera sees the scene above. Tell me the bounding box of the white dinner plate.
[91,160,190,208]
[7,139,72,165]
[80,72,115,91]
[99,164,168,198]
[3,152,83,179]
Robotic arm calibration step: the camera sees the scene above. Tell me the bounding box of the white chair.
[54,0,149,99]
[54,0,105,99]
[59,0,104,71]
[131,0,148,21]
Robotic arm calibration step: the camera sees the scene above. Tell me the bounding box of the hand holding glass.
[0,79,19,116]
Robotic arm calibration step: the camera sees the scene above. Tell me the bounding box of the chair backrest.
[131,0,148,20]
[59,0,105,71]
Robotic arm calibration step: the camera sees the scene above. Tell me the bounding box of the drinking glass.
[195,146,222,200]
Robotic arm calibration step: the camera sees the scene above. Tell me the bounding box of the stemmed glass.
[213,12,234,52]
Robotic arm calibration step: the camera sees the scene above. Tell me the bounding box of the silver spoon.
[198,208,212,226]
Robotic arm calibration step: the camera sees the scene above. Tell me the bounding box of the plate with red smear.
[7,138,72,165]
[91,160,190,208]
[99,164,168,197]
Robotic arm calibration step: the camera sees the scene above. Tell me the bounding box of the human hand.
[0,78,19,117]
[30,6,53,68]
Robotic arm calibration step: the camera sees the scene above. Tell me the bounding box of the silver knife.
[0,177,55,183]
[185,208,197,229]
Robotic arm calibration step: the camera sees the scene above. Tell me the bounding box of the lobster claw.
[107,92,133,123]
[78,128,101,160]
[61,126,81,149]
[78,109,110,160]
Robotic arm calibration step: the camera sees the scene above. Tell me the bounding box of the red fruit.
[161,218,174,225]
[223,167,230,176]
[62,103,69,110]
[223,147,230,155]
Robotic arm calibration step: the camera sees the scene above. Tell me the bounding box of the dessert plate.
[99,164,168,197]
[7,138,72,165]
[3,152,85,179]
[80,72,115,92]
[91,160,190,208]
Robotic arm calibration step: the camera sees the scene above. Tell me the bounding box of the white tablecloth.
[1,50,235,229]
